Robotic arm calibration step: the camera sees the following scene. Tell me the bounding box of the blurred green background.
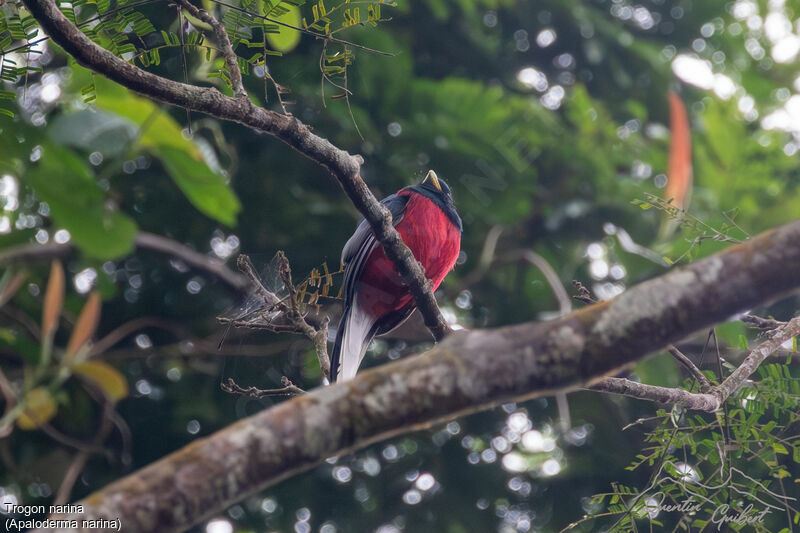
[2,0,800,531]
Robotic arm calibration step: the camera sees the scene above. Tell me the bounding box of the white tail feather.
[338,304,376,381]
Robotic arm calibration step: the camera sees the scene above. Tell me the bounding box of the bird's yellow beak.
[422,170,442,191]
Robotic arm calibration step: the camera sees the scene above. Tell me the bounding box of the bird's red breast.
[356,190,461,318]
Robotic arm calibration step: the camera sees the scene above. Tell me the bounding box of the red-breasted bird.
[330,170,462,382]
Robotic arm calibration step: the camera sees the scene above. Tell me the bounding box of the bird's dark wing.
[339,193,408,305]
[370,302,416,337]
[330,193,409,381]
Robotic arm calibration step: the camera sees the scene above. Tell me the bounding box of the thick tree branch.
[39,220,800,533]
[22,0,450,341]
[0,232,249,294]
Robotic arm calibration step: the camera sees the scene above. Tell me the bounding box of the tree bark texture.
[33,220,800,532]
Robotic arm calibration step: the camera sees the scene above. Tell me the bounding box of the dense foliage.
[2,0,800,531]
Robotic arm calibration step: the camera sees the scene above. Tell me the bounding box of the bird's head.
[408,170,462,232]
[420,169,452,196]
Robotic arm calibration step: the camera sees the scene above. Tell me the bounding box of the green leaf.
[49,109,137,157]
[266,5,301,52]
[156,146,240,226]
[738,334,749,350]
[89,77,240,225]
[634,352,681,388]
[26,144,138,259]
[773,443,789,455]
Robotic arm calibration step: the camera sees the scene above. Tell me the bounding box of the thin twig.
[134,232,248,293]
[0,367,16,438]
[206,0,393,56]
[53,389,115,506]
[0,232,248,294]
[220,376,304,397]
[571,280,595,305]
[667,345,712,390]
[235,254,279,305]
[591,315,800,411]
[89,316,193,356]
[277,252,331,380]
[741,313,786,331]
[222,252,331,380]
[520,250,571,316]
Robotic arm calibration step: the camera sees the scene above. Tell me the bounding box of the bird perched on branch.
[330,170,462,382]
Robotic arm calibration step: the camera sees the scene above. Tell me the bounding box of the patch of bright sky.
[670,0,800,138]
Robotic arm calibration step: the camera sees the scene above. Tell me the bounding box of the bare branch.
[220,376,304,397]
[519,250,571,316]
[39,220,800,533]
[571,280,595,305]
[0,232,248,294]
[221,252,331,380]
[235,254,279,306]
[715,315,800,402]
[0,367,16,438]
[741,313,786,331]
[591,377,720,411]
[276,252,331,379]
[53,386,116,506]
[22,0,449,342]
[667,345,712,390]
[134,232,248,293]
[89,317,193,356]
[592,315,800,411]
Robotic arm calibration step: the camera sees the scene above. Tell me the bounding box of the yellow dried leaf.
[65,291,102,361]
[42,261,65,339]
[322,261,333,287]
[72,361,128,402]
[17,386,58,430]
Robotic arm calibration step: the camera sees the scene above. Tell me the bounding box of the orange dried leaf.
[42,261,65,340]
[0,271,27,308]
[665,91,693,211]
[65,291,102,360]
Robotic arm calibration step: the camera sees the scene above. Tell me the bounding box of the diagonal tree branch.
[591,377,720,411]
[591,315,800,411]
[38,220,800,533]
[0,232,249,294]
[667,345,712,390]
[173,0,247,100]
[21,0,451,341]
